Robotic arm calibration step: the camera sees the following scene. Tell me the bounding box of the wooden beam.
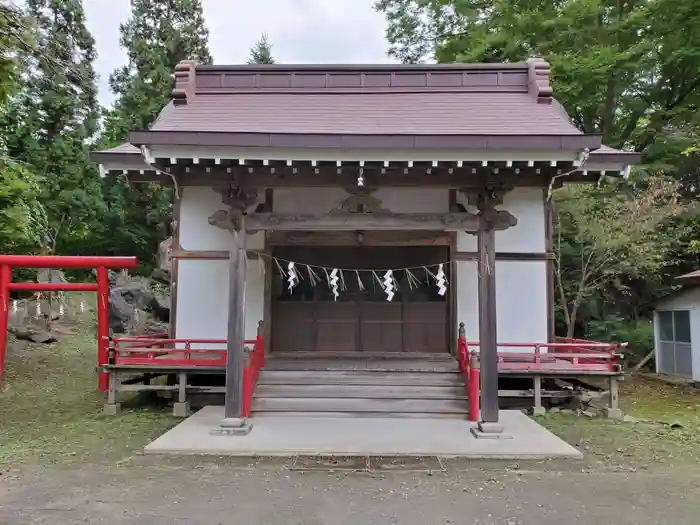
[121,166,585,188]
[455,251,554,261]
[268,230,453,246]
[209,210,517,233]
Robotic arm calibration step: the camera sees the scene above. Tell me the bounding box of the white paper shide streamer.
[287,261,298,292]
[435,263,447,296]
[383,270,394,301]
[329,268,340,301]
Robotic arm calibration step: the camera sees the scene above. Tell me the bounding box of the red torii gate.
[0,255,137,391]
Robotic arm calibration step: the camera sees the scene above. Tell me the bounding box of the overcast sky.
[83,0,395,106]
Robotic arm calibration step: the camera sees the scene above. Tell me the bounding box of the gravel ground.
[1,456,698,525]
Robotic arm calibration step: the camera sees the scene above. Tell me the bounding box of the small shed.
[653,270,700,381]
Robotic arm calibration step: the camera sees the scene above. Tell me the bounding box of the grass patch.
[540,377,700,469]
[0,309,177,469]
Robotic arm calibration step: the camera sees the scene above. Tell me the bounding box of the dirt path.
[1,457,699,525]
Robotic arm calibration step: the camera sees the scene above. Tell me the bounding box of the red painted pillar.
[0,265,11,385]
[468,352,481,422]
[96,266,109,392]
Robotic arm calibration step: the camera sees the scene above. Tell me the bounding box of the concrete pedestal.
[173,402,191,418]
[103,403,122,416]
[209,417,253,436]
[470,421,513,440]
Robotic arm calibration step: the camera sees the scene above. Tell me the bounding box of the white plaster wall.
[175,258,266,346]
[179,186,265,251]
[456,187,545,252]
[457,260,549,351]
[653,288,700,381]
[176,185,266,346]
[273,187,448,214]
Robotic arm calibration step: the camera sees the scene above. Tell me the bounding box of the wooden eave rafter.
[92,146,640,184]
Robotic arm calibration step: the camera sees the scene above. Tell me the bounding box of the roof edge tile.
[172,60,198,105]
[526,57,553,104]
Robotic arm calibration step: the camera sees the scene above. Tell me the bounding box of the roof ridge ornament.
[526,57,553,104]
[172,60,198,106]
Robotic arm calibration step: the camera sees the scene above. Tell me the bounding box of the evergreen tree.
[100,0,212,269]
[1,0,103,254]
[248,34,275,65]
[103,0,212,144]
[0,3,44,253]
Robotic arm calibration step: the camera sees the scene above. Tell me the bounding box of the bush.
[585,316,654,366]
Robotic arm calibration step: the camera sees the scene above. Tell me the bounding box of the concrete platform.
[145,406,582,459]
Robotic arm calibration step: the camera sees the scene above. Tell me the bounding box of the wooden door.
[271,245,448,353]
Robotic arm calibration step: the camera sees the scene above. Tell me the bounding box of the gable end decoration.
[527,57,552,104]
[172,60,198,106]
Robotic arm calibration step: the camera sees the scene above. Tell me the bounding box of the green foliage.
[248,34,276,64]
[99,0,212,271]
[375,0,700,156]
[0,158,44,253]
[585,316,654,364]
[376,0,700,342]
[102,0,212,145]
[553,175,690,336]
[0,0,104,255]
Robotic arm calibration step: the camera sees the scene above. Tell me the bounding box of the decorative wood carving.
[209,183,259,231]
[460,185,517,231]
[336,189,389,214]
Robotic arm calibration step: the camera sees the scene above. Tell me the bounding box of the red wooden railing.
[457,324,625,421]
[457,331,480,422]
[242,335,265,417]
[108,332,265,417]
[463,341,624,372]
[0,255,138,391]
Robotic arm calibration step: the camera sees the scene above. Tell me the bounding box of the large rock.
[107,270,171,333]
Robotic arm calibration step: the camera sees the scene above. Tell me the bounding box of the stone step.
[248,411,467,419]
[255,384,467,400]
[258,370,463,387]
[250,397,467,415]
[264,359,458,373]
[271,352,455,361]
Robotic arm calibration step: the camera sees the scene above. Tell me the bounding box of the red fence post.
[0,265,10,385]
[96,266,109,392]
[468,352,480,422]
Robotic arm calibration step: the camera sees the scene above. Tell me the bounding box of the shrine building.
[93,60,637,436]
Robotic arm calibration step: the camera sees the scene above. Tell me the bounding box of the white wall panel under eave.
[175,258,265,346]
[273,187,449,214]
[456,260,549,351]
[456,187,546,252]
[179,186,265,251]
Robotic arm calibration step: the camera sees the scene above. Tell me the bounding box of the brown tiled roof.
[150,93,580,135]
[127,59,603,151]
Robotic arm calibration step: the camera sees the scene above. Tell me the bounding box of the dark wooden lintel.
[171,249,262,260]
[455,251,554,261]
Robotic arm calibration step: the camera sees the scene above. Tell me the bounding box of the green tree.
[102,0,212,145]
[100,0,212,270]
[553,176,688,338]
[1,0,103,255]
[375,0,700,344]
[248,34,275,64]
[375,0,700,160]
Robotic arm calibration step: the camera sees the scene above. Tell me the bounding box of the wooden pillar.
[477,225,499,424]
[224,222,248,420]
[462,184,516,437]
[207,183,259,436]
